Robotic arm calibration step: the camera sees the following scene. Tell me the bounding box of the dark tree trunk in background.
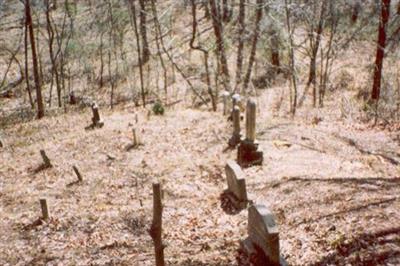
[24,14,34,108]
[45,0,61,107]
[307,0,326,107]
[270,29,280,70]
[234,0,245,92]
[351,0,361,23]
[209,0,230,91]
[99,32,104,89]
[139,0,150,64]
[222,0,231,22]
[189,0,215,111]
[25,0,44,118]
[242,0,263,92]
[129,0,146,107]
[371,0,391,101]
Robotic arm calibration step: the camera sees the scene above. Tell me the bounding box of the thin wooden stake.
[72,165,83,182]
[132,128,138,147]
[149,182,165,266]
[40,198,49,220]
[40,149,52,168]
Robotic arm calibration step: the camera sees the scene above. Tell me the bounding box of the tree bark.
[222,0,231,22]
[150,0,168,100]
[270,28,280,70]
[209,0,230,91]
[23,17,34,108]
[351,0,361,24]
[285,0,298,115]
[25,0,44,119]
[234,0,245,92]
[129,0,146,107]
[242,0,263,92]
[45,0,62,107]
[149,183,165,266]
[189,0,215,111]
[139,0,150,64]
[371,0,391,101]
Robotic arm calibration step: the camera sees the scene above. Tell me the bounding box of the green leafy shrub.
[152,102,165,115]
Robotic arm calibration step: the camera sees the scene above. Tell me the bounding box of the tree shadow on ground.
[311,227,400,266]
[271,176,400,190]
[293,197,398,227]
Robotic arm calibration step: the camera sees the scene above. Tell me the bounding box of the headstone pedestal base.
[91,119,104,128]
[220,189,248,214]
[237,139,263,167]
[239,238,287,266]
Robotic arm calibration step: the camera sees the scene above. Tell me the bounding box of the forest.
[0,0,400,265]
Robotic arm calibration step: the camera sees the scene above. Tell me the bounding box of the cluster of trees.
[1,0,399,120]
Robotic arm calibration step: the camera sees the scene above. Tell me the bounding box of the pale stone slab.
[225,160,247,205]
[248,204,280,265]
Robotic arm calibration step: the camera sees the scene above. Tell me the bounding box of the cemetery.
[1,93,399,265]
[1,1,400,264]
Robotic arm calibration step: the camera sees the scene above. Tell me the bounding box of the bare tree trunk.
[270,28,280,70]
[222,0,231,22]
[129,0,146,107]
[149,183,165,266]
[285,0,297,115]
[189,0,215,111]
[150,0,168,100]
[242,0,263,92]
[107,0,116,109]
[308,1,326,107]
[371,0,391,102]
[45,0,62,107]
[25,0,44,118]
[108,50,114,108]
[139,0,150,64]
[351,0,361,24]
[150,0,208,106]
[24,18,34,108]
[319,1,338,107]
[234,0,245,92]
[298,0,326,108]
[99,32,104,89]
[209,0,230,91]
[203,1,211,19]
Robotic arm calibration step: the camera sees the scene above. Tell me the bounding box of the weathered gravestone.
[240,204,286,266]
[221,91,230,116]
[87,102,104,129]
[237,99,263,167]
[228,106,242,148]
[220,160,248,213]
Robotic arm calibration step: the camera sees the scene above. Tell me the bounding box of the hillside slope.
[1,88,400,265]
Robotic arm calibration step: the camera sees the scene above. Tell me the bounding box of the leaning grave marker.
[221,160,248,213]
[240,204,287,266]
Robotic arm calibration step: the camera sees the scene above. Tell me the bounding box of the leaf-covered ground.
[1,89,400,265]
